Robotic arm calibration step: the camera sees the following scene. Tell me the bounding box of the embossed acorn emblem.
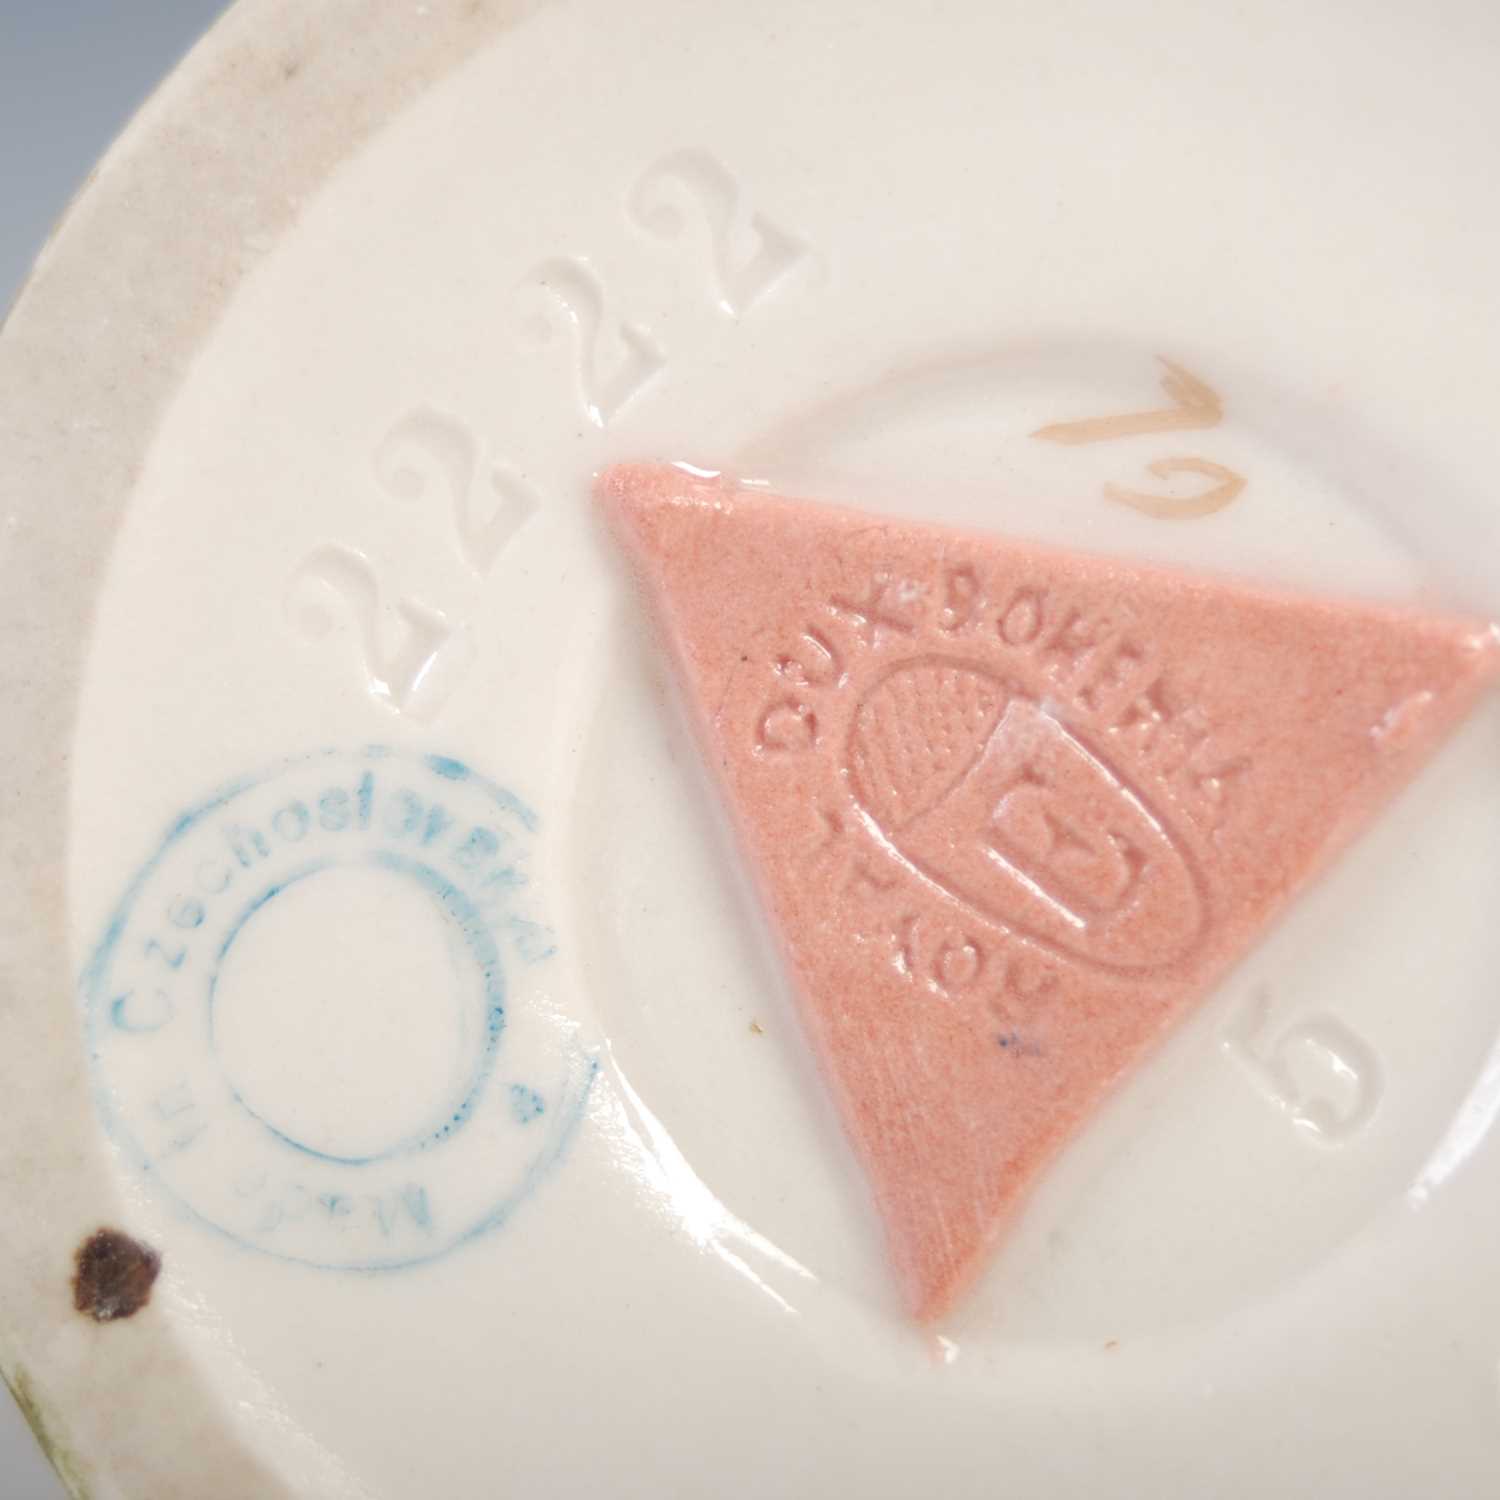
[599,459,1500,1322]
[847,658,1207,972]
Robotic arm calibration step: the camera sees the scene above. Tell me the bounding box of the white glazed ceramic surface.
[2,1,1499,1495]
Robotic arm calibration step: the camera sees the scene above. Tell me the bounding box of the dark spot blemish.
[997,1030,1044,1057]
[72,1228,161,1322]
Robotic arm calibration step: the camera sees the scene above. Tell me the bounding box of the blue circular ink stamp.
[82,747,595,1270]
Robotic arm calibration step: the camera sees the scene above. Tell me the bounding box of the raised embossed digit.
[373,408,540,575]
[629,149,809,317]
[1225,989,1383,1144]
[514,257,665,428]
[284,543,475,722]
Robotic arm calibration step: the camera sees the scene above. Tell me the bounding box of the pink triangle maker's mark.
[599,461,1500,1321]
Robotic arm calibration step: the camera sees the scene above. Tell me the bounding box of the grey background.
[1,4,229,1492]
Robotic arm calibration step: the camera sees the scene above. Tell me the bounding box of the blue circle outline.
[205,851,507,1167]
[80,745,538,1036]
[79,746,597,1273]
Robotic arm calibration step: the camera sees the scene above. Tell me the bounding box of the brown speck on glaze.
[0,1,548,1491]
[749,1018,765,1035]
[72,1228,161,1323]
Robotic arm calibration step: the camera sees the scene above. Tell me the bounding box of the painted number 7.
[1032,356,1246,520]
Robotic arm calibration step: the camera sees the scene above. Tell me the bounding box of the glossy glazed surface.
[2,1,1499,1494]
